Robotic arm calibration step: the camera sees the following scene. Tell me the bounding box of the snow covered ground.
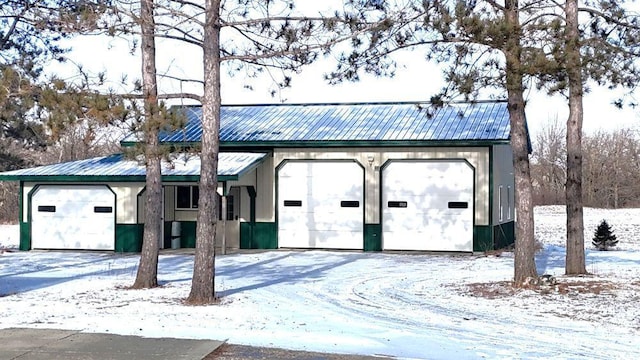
[0,206,639,359]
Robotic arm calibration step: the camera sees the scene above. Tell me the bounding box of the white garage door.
[31,185,116,250]
[382,160,474,251]
[278,161,364,249]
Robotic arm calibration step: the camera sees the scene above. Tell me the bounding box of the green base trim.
[473,222,516,252]
[178,221,197,248]
[240,222,277,249]
[493,221,515,250]
[19,222,30,251]
[364,224,382,251]
[473,225,493,252]
[115,224,144,253]
[164,222,172,249]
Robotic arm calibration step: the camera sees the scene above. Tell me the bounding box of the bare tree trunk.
[564,0,587,275]
[505,0,537,286]
[187,0,221,304]
[132,0,160,289]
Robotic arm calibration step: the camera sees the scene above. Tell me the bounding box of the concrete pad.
[0,328,223,360]
[0,328,78,352]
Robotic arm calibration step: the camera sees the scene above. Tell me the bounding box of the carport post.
[221,184,227,255]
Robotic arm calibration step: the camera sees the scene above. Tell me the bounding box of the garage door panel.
[382,231,472,251]
[279,230,362,249]
[278,161,364,249]
[382,161,474,252]
[309,198,361,211]
[279,213,362,231]
[31,185,115,250]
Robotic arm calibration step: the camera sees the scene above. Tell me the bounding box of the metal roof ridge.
[171,100,508,108]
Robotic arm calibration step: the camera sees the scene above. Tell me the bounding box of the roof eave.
[0,174,239,183]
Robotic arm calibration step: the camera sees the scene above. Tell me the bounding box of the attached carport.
[381,159,475,252]
[0,152,268,251]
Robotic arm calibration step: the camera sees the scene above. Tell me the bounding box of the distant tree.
[592,219,618,251]
[582,129,640,208]
[0,0,112,168]
[0,1,119,225]
[531,118,566,205]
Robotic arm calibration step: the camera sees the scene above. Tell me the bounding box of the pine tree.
[592,220,618,251]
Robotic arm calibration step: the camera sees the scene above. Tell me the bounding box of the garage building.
[0,101,517,252]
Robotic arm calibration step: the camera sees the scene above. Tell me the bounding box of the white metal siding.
[278,161,363,249]
[31,185,115,250]
[382,161,474,251]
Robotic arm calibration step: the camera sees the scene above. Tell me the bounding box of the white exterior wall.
[272,147,490,225]
[255,155,275,222]
[114,183,145,223]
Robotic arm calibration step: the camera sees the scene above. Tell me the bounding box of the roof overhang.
[0,152,268,183]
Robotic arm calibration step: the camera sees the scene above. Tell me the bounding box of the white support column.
[221,195,227,255]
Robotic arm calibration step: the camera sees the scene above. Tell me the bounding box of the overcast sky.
[48,6,640,139]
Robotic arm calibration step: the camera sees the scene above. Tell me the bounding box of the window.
[507,186,512,220]
[498,185,504,221]
[176,186,199,209]
[176,186,234,220]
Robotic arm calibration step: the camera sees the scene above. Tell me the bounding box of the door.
[31,185,116,250]
[382,160,474,251]
[278,161,364,249]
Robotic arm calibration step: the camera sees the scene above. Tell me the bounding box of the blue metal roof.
[122,101,510,145]
[0,152,267,181]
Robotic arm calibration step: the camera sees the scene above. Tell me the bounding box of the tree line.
[532,119,640,208]
[1,0,640,302]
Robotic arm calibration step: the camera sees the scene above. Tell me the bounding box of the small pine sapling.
[592,220,618,251]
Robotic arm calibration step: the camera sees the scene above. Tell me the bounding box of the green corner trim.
[493,221,515,250]
[19,222,30,251]
[240,222,277,249]
[364,224,382,251]
[115,224,144,253]
[179,221,197,248]
[473,225,493,252]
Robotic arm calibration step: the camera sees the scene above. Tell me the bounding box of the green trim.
[121,140,509,149]
[473,226,493,252]
[240,222,277,249]
[115,224,144,252]
[18,181,23,223]
[26,185,37,251]
[19,222,30,251]
[364,224,382,251]
[163,221,172,248]
[0,175,237,182]
[179,221,197,248]
[246,186,257,250]
[488,146,494,226]
[493,221,515,249]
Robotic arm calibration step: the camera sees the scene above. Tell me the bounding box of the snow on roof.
[121,101,511,145]
[0,152,267,181]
